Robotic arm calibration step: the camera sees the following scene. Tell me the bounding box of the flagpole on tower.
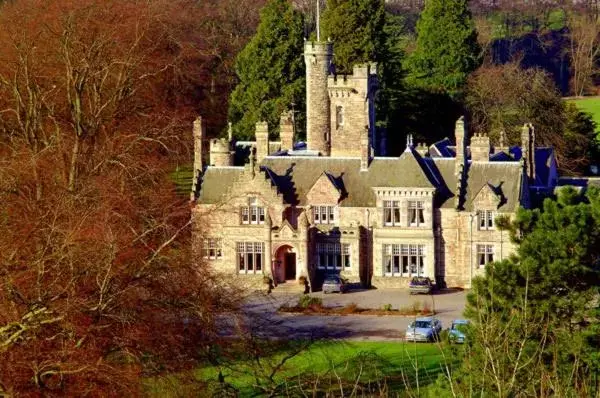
[316,0,320,42]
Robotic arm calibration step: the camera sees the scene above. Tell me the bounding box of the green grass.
[169,165,194,197]
[568,97,600,130]
[145,340,459,397]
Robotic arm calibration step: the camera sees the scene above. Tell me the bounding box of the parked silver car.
[322,275,347,294]
[405,317,442,342]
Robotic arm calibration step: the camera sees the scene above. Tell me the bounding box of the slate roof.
[432,159,523,212]
[197,146,524,212]
[196,167,244,204]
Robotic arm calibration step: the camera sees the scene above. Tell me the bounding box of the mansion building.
[190,39,560,290]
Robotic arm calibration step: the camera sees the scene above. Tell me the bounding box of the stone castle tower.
[304,41,333,155]
[303,40,378,162]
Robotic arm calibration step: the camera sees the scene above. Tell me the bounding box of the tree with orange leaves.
[0,0,249,395]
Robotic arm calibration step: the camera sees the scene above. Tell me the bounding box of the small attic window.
[336,106,344,129]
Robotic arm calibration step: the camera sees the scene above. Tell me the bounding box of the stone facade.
[191,38,558,290]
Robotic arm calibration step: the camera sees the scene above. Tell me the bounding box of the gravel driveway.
[227,288,467,341]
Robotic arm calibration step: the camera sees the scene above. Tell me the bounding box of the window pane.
[256,253,262,271]
[259,208,265,223]
[314,207,320,222]
[242,208,249,223]
[319,253,326,268]
[328,254,335,269]
[393,208,400,224]
[393,256,400,274]
[418,209,425,224]
[344,254,351,268]
[239,253,245,271]
[384,208,392,224]
[251,207,257,222]
[247,253,253,271]
[336,254,342,268]
[410,209,416,224]
[328,207,335,222]
[479,253,486,267]
[402,255,409,274]
[384,256,391,273]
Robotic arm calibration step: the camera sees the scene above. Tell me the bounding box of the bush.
[381,304,393,312]
[340,303,359,314]
[298,275,307,286]
[263,275,272,285]
[411,301,422,313]
[421,301,432,315]
[298,295,322,309]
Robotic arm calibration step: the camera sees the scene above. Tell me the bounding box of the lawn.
[169,164,194,197]
[145,340,460,397]
[568,96,600,131]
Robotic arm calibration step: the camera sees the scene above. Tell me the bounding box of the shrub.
[263,275,272,285]
[298,295,322,309]
[381,304,393,312]
[340,303,359,314]
[298,275,307,286]
[421,301,432,315]
[411,301,422,313]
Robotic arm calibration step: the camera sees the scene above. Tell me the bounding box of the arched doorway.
[273,245,296,283]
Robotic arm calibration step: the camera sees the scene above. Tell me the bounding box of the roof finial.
[316,0,321,42]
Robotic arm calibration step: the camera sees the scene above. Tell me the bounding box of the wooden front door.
[284,253,296,280]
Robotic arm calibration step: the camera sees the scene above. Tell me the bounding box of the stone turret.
[209,138,233,166]
[255,121,269,163]
[304,41,333,155]
[471,133,490,162]
[521,123,536,182]
[279,111,294,152]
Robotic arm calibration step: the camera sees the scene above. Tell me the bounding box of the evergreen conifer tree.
[321,0,386,74]
[406,0,481,96]
[228,0,304,140]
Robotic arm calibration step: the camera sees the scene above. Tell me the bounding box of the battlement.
[304,40,333,56]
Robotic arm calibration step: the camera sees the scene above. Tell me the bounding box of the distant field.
[567,96,600,131]
[145,340,460,397]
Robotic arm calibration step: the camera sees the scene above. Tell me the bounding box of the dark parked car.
[322,275,346,294]
[409,277,433,294]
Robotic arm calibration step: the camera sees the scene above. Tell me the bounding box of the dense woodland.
[0,0,599,396]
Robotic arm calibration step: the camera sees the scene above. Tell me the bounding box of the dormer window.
[408,201,425,227]
[336,106,344,129]
[478,210,494,230]
[314,205,336,224]
[383,201,401,226]
[242,197,265,225]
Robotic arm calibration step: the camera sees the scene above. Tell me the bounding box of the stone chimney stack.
[255,121,269,163]
[470,133,490,162]
[454,116,467,171]
[304,41,332,155]
[521,123,536,182]
[192,116,205,174]
[279,111,294,152]
[360,135,370,171]
[191,116,205,199]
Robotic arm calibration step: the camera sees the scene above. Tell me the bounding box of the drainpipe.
[366,209,371,288]
[469,213,474,288]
